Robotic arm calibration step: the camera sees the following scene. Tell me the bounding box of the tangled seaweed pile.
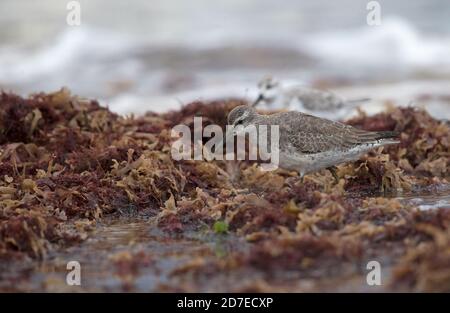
[0,90,449,291]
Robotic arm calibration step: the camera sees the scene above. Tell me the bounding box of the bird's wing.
[280,113,390,154]
[286,87,343,110]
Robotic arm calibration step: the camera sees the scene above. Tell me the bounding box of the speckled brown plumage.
[227,105,399,175]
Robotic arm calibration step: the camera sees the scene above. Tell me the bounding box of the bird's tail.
[354,129,401,145]
[374,130,401,145]
[347,97,371,104]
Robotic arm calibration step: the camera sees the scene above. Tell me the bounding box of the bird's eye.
[267,81,278,89]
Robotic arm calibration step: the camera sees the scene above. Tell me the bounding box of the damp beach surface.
[0,89,449,292]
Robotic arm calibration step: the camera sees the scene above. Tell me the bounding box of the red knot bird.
[226,105,399,182]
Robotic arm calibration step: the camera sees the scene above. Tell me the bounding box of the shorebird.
[253,77,370,119]
[226,105,399,181]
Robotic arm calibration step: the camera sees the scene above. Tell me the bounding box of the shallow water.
[0,219,176,291]
[0,217,247,292]
[394,188,450,210]
[1,185,448,292]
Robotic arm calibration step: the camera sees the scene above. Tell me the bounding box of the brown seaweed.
[0,90,449,291]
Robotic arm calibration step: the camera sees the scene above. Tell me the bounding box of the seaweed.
[0,90,449,291]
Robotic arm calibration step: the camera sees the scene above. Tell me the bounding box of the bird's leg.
[298,170,305,184]
[252,93,264,107]
[327,166,339,184]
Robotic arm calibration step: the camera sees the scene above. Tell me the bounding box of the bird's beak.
[216,125,241,149]
[220,126,236,146]
[212,126,236,160]
[225,127,237,143]
[252,94,264,107]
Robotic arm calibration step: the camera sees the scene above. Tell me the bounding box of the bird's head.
[220,105,259,146]
[227,105,257,129]
[253,76,280,107]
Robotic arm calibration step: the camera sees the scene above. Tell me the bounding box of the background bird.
[253,77,370,120]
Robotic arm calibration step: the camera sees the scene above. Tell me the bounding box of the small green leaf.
[213,221,229,234]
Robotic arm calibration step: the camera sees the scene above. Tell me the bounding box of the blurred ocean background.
[0,0,449,118]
